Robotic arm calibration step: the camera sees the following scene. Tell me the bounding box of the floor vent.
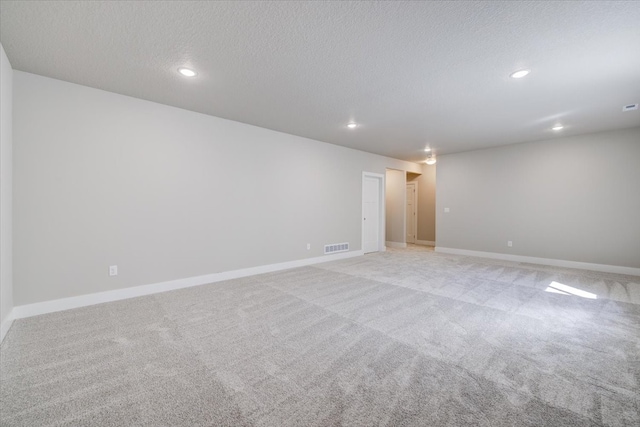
[324,242,349,255]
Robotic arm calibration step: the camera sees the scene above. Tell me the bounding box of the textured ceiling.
[1,1,639,161]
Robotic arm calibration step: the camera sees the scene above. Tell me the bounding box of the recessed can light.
[347,122,358,129]
[552,125,564,131]
[510,69,530,79]
[178,67,197,77]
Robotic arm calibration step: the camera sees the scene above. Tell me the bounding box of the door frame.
[406,181,418,244]
[362,171,386,253]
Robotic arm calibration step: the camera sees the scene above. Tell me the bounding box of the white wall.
[436,127,640,269]
[1,43,14,341]
[13,71,422,306]
[385,169,406,245]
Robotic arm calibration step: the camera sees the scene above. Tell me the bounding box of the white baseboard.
[12,250,364,320]
[435,247,640,276]
[415,240,435,247]
[1,309,15,344]
[385,241,407,249]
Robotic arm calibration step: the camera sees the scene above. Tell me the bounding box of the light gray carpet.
[1,246,639,426]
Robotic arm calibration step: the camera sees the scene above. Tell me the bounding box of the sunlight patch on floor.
[545,281,597,299]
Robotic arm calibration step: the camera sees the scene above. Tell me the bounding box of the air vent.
[622,104,638,112]
[324,242,349,255]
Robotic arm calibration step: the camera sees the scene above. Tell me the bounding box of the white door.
[363,176,380,253]
[406,182,416,243]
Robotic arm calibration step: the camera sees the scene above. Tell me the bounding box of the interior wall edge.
[0,42,14,336]
[0,310,15,344]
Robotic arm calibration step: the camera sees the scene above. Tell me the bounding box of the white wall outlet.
[109,265,118,276]
[507,241,513,247]
[307,243,311,250]
[444,207,450,213]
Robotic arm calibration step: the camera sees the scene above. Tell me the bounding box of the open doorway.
[406,181,417,243]
[384,166,436,250]
[408,166,436,246]
[385,169,407,248]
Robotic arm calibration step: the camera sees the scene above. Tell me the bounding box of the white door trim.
[362,172,386,253]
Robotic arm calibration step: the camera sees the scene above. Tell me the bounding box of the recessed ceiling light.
[347,122,358,129]
[552,125,564,131]
[510,69,530,79]
[424,148,431,152]
[178,67,197,77]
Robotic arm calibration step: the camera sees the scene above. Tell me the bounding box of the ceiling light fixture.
[347,122,358,129]
[552,125,564,131]
[178,67,197,77]
[425,154,436,165]
[424,148,431,152]
[510,69,530,79]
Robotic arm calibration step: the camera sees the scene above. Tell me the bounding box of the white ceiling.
[1,1,639,162]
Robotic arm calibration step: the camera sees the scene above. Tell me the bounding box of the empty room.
[1,1,639,426]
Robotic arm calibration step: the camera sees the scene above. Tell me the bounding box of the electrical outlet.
[444,207,450,213]
[307,243,311,250]
[507,241,513,247]
[109,265,118,276]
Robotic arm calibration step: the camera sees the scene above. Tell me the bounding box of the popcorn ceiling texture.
[1,246,638,426]
[1,1,639,161]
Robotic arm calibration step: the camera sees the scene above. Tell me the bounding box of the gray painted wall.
[1,44,13,328]
[13,71,422,306]
[385,169,405,244]
[436,127,640,268]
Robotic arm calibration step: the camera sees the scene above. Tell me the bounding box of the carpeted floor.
[1,246,639,426]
